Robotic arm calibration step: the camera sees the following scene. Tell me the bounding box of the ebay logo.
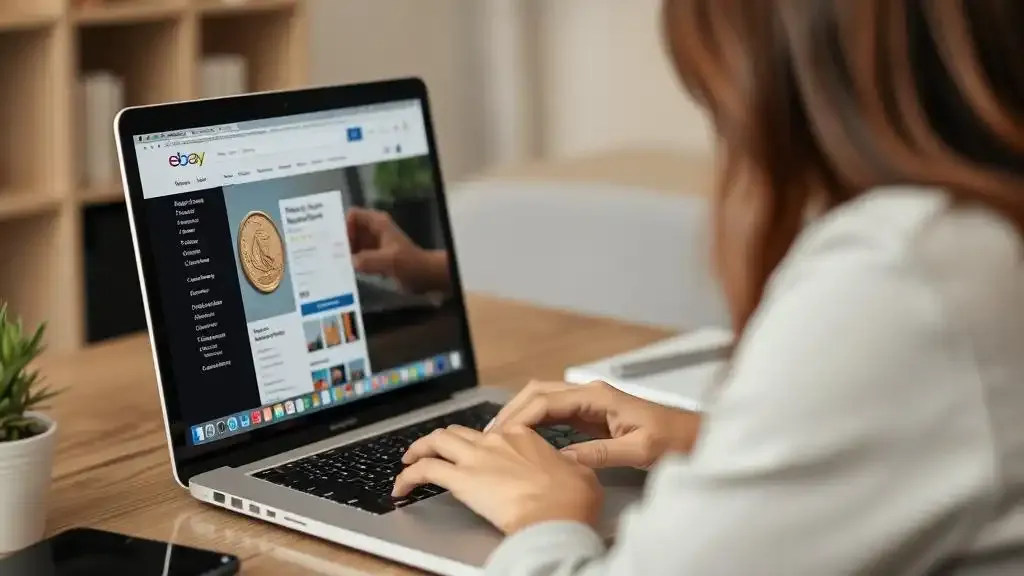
[168,152,205,167]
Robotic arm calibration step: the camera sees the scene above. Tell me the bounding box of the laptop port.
[231,497,243,510]
[265,509,276,519]
[213,492,225,504]
[249,504,260,515]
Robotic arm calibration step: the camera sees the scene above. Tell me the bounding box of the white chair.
[446,179,729,331]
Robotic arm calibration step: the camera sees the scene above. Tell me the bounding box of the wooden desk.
[38,295,669,575]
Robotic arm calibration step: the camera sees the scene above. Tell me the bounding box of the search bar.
[203,127,348,158]
[214,144,350,177]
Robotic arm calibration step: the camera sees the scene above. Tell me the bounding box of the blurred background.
[0,0,727,356]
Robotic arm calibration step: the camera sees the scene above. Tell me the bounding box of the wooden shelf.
[0,212,63,348]
[0,12,57,31]
[0,26,59,192]
[0,190,62,220]
[78,16,191,104]
[0,0,61,31]
[0,0,308,351]
[74,2,185,26]
[194,0,297,16]
[200,0,307,92]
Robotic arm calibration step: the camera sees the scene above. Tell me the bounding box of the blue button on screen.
[300,294,355,316]
[347,127,363,142]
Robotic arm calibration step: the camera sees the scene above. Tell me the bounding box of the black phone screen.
[0,527,239,576]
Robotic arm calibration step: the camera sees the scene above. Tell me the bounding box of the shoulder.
[742,185,1024,387]
[762,186,1024,371]
[704,185,1021,466]
[774,186,1021,303]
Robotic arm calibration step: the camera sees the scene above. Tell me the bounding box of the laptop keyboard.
[251,401,592,515]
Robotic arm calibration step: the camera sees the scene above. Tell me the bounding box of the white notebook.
[563,327,733,411]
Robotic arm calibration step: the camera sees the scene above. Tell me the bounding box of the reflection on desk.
[178,512,376,576]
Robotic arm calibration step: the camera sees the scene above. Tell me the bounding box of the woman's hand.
[346,206,449,293]
[393,425,603,535]
[488,380,701,469]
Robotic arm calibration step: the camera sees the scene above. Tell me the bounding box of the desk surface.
[37,295,669,575]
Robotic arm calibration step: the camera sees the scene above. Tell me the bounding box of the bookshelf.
[0,0,308,351]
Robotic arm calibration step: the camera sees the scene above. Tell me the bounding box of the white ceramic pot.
[0,412,57,553]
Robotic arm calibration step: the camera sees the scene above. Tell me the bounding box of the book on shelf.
[201,55,249,100]
[79,71,125,190]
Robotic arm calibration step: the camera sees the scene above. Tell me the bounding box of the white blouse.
[486,186,1024,575]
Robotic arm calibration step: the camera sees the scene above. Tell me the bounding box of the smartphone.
[0,527,240,576]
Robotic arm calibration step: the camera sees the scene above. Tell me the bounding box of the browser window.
[132,100,465,446]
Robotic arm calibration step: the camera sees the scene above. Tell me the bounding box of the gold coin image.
[238,211,286,293]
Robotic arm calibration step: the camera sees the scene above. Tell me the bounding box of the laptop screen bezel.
[116,78,480,486]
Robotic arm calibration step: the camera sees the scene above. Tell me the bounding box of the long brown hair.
[663,0,1024,337]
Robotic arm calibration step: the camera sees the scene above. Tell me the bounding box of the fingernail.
[562,449,578,461]
[483,418,495,433]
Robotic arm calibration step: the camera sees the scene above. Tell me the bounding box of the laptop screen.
[130,99,466,447]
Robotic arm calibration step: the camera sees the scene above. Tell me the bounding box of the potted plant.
[0,303,58,553]
[372,156,439,249]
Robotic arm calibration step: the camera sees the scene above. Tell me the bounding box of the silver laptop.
[114,79,645,575]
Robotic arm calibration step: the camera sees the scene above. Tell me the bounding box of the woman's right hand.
[346,206,449,293]
[487,380,702,469]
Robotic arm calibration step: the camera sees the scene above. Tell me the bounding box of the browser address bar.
[166,117,353,149]
[215,142,350,176]
[166,111,394,148]
[207,127,348,158]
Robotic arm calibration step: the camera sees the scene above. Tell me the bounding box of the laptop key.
[407,486,439,501]
[390,497,415,508]
[553,436,574,449]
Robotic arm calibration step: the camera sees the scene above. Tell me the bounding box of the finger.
[444,424,485,442]
[353,207,393,233]
[496,385,609,432]
[499,424,561,451]
[351,249,395,276]
[393,458,463,497]
[486,380,574,432]
[346,206,370,225]
[402,428,478,466]
[346,207,375,246]
[562,435,654,469]
[348,208,395,251]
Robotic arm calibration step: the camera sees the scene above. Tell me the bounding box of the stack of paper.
[79,71,125,188]
[201,55,249,99]
[564,327,733,412]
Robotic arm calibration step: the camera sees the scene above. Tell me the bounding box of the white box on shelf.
[201,55,248,99]
[80,71,124,188]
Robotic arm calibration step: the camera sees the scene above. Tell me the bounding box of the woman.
[386,1,1024,573]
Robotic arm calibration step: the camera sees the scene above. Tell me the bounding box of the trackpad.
[595,467,647,537]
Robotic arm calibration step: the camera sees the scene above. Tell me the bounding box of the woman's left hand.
[393,424,604,535]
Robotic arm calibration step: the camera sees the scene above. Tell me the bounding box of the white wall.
[308,0,714,178]
[537,0,713,158]
[308,0,487,182]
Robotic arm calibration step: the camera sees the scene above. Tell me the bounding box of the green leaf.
[0,302,56,441]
